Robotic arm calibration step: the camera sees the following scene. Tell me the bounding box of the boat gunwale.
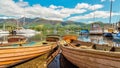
[0,50,49,62]
[0,42,56,49]
[0,47,51,58]
[0,51,48,66]
[61,45,120,59]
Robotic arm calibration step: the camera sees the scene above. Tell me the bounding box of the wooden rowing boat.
[46,34,60,42]
[61,35,120,68]
[0,35,27,46]
[62,35,78,43]
[0,42,57,68]
[90,23,103,35]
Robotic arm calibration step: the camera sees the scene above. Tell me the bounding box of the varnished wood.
[0,43,57,67]
[61,45,120,68]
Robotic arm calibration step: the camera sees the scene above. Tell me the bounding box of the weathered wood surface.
[0,43,57,68]
[61,46,120,68]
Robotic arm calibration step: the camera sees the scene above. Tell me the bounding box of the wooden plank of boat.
[0,43,57,67]
[61,45,120,68]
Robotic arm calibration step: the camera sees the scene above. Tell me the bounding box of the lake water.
[1,34,120,47]
[78,35,120,47]
[48,54,78,68]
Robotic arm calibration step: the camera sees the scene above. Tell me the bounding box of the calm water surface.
[78,35,120,47]
[48,54,78,68]
[0,34,120,47]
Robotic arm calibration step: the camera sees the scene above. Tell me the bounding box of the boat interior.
[7,35,26,42]
[46,34,61,42]
[0,34,60,48]
[62,35,120,52]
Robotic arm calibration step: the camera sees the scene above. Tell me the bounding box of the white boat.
[0,30,9,34]
[16,33,35,37]
[15,27,39,34]
[0,24,9,34]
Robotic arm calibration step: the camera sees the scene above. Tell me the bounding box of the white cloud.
[0,0,89,21]
[101,0,106,2]
[59,8,86,15]
[68,11,120,21]
[110,0,115,2]
[75,3,103,10]
[49,5,64,9]
[16,0,29,7]
[101,0,115,2]
[1,0,117,22]
[75,3,89,9]
[0,0,24,17]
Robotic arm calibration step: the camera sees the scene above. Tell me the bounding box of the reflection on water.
[48,54,60,68]
[0,34,42,44]
[78,35,120,47]
[1,33,120,47]
[48,54,78,68]
[60,54,78,68]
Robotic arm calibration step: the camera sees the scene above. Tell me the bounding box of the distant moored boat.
[89,23,103,35]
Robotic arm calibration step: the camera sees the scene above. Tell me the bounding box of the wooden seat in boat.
[46,37,59,42]
[70,40,93,47]
[110,47,120,52]
[92,44,112,51]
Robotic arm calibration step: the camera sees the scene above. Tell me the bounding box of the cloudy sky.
[0,0,120,23]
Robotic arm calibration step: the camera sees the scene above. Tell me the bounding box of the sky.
[0,0,120,23]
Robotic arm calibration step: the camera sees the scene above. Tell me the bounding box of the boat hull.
[61,46,120,68]
[0,43,57,67]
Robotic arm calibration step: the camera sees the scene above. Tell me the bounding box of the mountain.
[0,17,104,28]
[0,19,18,26]
[0,17,62,24]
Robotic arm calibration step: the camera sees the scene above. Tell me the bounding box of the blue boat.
[79,29,89,35]
[113,32,120,41]
[103,33,113,37]
[116,33,120,37]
